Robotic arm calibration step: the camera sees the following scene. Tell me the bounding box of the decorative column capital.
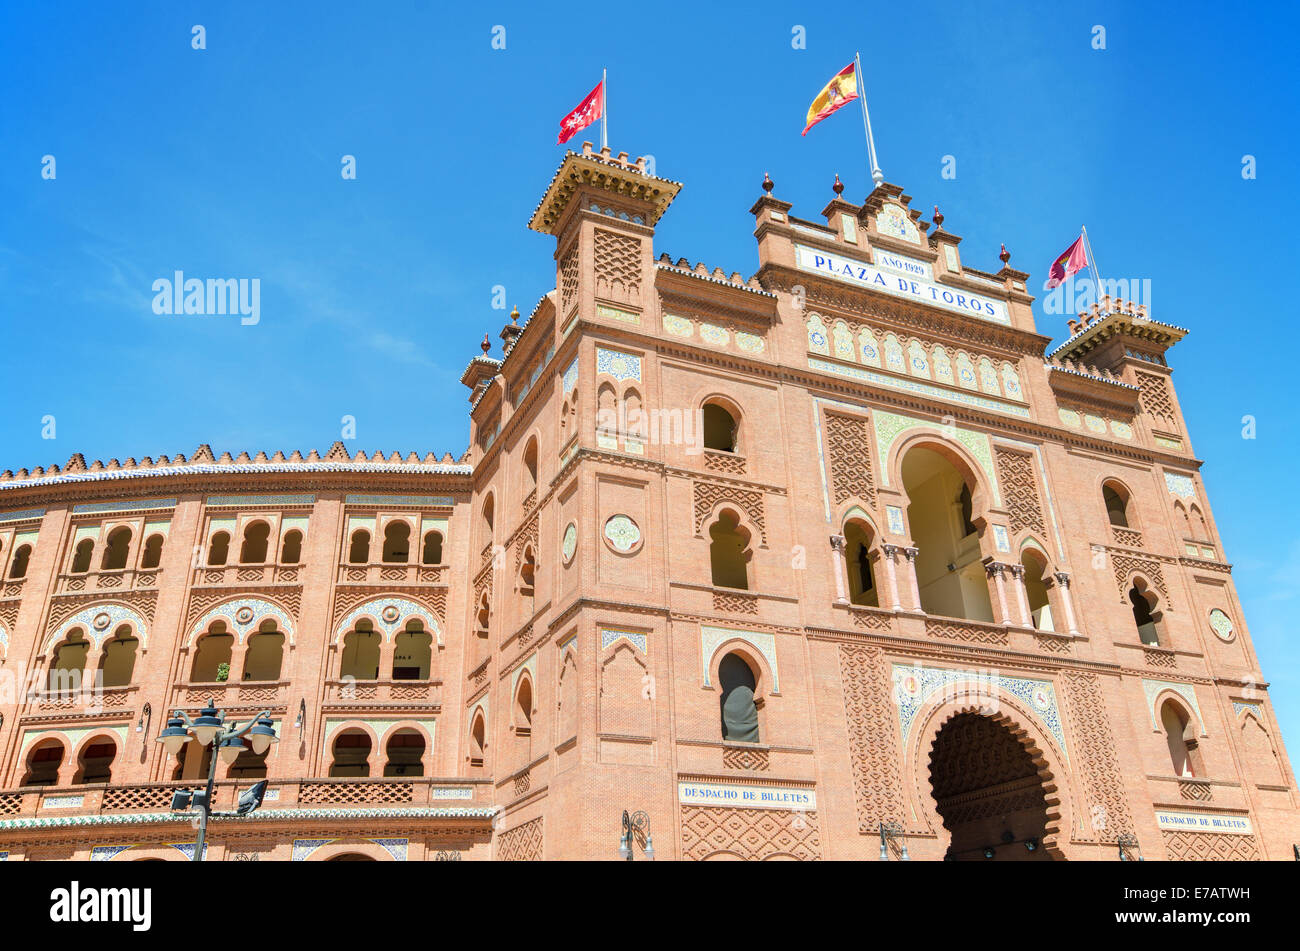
[882,543,904,558]
[1008,564,1025,580]
[1053,571,1071,589]
[903,546,919,563]
[985,560,1013,578]
[829,534,846,553]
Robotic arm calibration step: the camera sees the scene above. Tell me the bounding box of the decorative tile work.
[44,795,86,809]
[809,356,1031,421]
[0,807,497,833]
[699,323,730,347]
[597,304,639,324]
[1155,435,1184,450]
[993,525,1011,552]
[561,522,578,563]
[595,347,642,382]
[332,596,441,645]
[0,508,45,523]
[1058,408,1081,427]
[73,499,177,514]
[872,410,1001,504]
[886,505,905,535]
[292,838,338,861]
[701,625,779,692]
[875,203,919,243]
[1141,679,1204,732]
[206,494,314,507]
[603,514,641,553]
[663,313,693,337]
[344,494,452,507]
[562,357,579,393]
[90,844,135,861]
[47,602,150,652]
[600,628,646,653]
[188,596,295,647]
[1165,472,1196,499]
[1208,609,1235,641]
[368,837,409,861]
[430,786,475,800]
[892,663,1067,760]
[1233,700,1261,718]
[735,331,765,353]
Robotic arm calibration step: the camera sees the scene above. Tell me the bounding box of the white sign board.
[678,780,816,811]
[1153,810,1254,836]
[795,244,1010,325]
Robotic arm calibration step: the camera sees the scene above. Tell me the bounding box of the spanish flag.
[802,61,858,136]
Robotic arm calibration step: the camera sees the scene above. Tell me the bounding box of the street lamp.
[619,810,654,861]
[156,699,278,861]
[878,820,910,861]
[1117,834,1144,862]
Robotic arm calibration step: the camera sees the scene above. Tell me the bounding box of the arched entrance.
[927,713,1054,861]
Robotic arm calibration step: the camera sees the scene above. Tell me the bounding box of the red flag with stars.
[557,80,604,144]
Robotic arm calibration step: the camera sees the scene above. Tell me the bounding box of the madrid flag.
[802,61,858,135]
[557,80,604,144]
[1046,234,1089,288]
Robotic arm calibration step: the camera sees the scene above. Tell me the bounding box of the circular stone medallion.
[1208,608,1235,641]
[234,606,255,625]
[381,605,401,623]
[92,612,112,631]
[562,523,578,564]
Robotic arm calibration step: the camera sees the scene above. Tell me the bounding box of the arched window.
[1103,482,1130,528]
[239,522,270,563]
[348,529,370,564]
[702,403,738,453]
[243,624,285,681]
[21,739,64,786]
[421,531,443,565]
[469,711,487,768]
[1130,583,1161,646]
[719,652,759,743]
[392,621,432,680]
[1021,550,1055,632]
[524,437,538,491]
[482,495,495,535]
[476,593,491,637]
[902,446,993,622]
[382,521,411,563]
[280,529,303,564]
[99,627,139,688]
[340,622,380,680]
[520,546,536,591]
[844,522,878,607]
[9,544,31,579]
[48,630,89,693]
[100,527,132,570]
[709,510,751,590]
[329,729,372,777]
[70,538,95,573]
[190,626,234,682]
[383,729,425,777]
[1161,700,1193,777]
[140,533,164,569]
[207,531,230,567]
[74,739,116,785]
[515,678,533,737]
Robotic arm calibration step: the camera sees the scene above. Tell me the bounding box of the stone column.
[881,544,904,611]
[1009,564,1033,628]
[829,534,849,605]
[1053,572,1080,635]
[985,561,1012,625]
[903,547,923,613]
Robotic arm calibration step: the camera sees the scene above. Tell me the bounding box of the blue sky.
[2,2,1297,771]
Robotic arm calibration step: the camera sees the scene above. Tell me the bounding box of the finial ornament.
[481,333,491,354]
[932,205,944,229]
[762,171,774,194]
[509,305,519,326]
[999,244,1010,266]
[832,173,844,197]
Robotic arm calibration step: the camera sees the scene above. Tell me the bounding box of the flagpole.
[601,68,608,150]
[854,52,884,188]
[1081,224,1105,307]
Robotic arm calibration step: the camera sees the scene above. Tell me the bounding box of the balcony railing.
[177,680,289,707]
[336,562,444,585]
[194,564,302,586]
[323,679,443,706]
[0,776,490,822]
[56,568,160,594]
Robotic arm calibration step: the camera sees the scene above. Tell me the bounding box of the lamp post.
[618,810,654,861]
[879,821,910,860]
[1117,833,1143,862]
[157,700,278,862]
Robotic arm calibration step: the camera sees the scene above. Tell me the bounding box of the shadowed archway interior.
[928,713,1053,861]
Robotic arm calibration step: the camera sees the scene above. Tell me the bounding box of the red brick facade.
[0,144,1295,861]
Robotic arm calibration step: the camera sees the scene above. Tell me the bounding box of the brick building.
[0,143,1295,861]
